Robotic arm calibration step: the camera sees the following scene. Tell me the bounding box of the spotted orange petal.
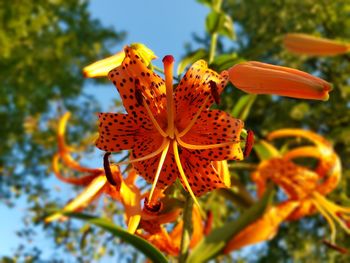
[174,60,229,130]
[179,149,226,196]
[180,109,244,161]
[96,113,158,152]
[131,138,178,190]
[108,47,167,122]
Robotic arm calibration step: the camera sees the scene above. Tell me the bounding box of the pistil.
[163,55,175,139]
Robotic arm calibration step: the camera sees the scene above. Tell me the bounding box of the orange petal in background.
[224,201,299,253]
[283,33,350,56]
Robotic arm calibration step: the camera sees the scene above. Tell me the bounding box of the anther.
[209,80,220,105]
[322,240,348,254]
[144,197,163,214]
[103,152,120,189]
[244,129,254,157]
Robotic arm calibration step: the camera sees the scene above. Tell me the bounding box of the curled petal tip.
[228,61,332,101]
[83,51,125,78]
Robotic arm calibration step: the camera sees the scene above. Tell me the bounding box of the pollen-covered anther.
[144,197,163,214]
[243,130,255,157]
[209,80,220,105]
[103,152,120,190]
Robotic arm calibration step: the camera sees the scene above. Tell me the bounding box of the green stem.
[208,33,218,64]
[208,0,223,64]
[179,193,194,263]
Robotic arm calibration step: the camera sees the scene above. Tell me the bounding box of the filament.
[177,97,210,138]
[172,141,205,217]
[142,99,168,137]
[313,193,350,234]
[148,140,171,204]
[115,138,169,165]
[176,133,240,150]
[312,198,337,243]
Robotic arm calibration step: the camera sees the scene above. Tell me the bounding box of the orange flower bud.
[229,61,332,101]
[284,33,350,56]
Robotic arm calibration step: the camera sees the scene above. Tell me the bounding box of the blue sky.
[0,0,208,259]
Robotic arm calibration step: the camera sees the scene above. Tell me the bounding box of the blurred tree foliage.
[0,0,123,202]
[0,0,124,261]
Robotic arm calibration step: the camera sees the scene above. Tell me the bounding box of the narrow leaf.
[254,140,281,161]
[187,186,274,263]
[206,11,235,39]
[65,212,168,263]
[210,53,240,72]
[177,49,208,75]
[231,94,257,120]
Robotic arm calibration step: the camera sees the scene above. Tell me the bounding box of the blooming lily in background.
[226,128,347,252]
[45,112,142,233]
[283,33,350,56]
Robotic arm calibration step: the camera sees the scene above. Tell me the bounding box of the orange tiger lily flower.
[224,201,299,253]
[253,129,346,244]
[283,33,350,56]
[96,46,246,209]
[46,113,142,233]
[228,61,332,101]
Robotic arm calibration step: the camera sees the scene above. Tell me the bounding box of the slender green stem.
[209,33,218,64]
[179,193,194,263]
[208,0,223,64]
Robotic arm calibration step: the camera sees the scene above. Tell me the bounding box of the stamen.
[115,138,169,165]
[312,198,337,243]
[172,141,204,216]
[144,198,163,214]
[322,240,349,254]
[103,152,121,189]
[243,129,254,157]
[135,80,168,137]
[209,80,220,105]
[177,97,210,138]
[314,193,350,235]
[176,132,240,150]
[147,140,170,204]
[163,55,175,139]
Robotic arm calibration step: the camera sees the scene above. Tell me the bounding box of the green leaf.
[65,212,168,263]
[187,186,274,263]
[210,53,241,72]
[206,11,236,39]
[254,140,280,160]
[231,94,257,120]
[177,49,208,75]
